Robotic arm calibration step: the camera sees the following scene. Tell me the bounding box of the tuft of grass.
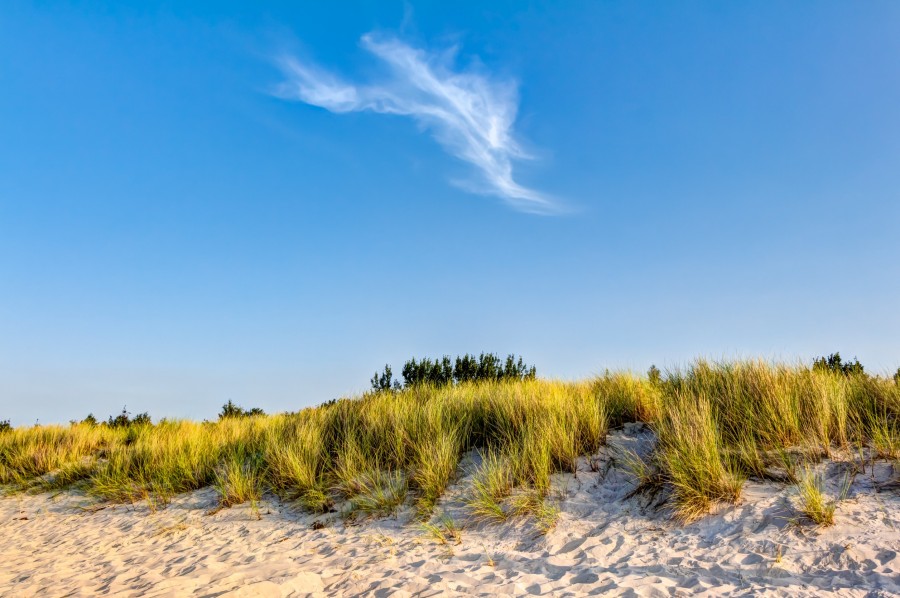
[90,419,236,503]
[214,449,263,507]
[266,413,329,501]
[598,372,661,426]
[869,412,900,461]
[481,544,497,567]
[509,490,559,533]
[421,513,462,546]
[412,428,461,516]
[656,392,744,522]
[535,500,560,533]
[797,468,836,526]
[347,470,408,516]
[297,487,333,513]
[467,451,513,523]
[37,459,97,491]
[620,448,663,496]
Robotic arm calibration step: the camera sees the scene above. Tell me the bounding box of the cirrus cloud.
[274,34,556,214]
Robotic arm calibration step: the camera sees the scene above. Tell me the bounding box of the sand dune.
[2,428,898,597]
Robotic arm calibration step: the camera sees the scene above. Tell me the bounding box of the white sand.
[2,426,899,597]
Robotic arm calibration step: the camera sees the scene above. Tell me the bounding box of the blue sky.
[2,2,899,425]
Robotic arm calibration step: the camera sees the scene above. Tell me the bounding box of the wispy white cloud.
[274,34,555,214]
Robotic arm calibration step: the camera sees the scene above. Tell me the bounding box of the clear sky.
[2,2,899,425]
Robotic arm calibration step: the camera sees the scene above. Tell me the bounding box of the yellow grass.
[797,468,836,525]
[1,360,897,524]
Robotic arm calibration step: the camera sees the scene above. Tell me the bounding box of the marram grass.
[796,468,836,526]
[1,360,898,524]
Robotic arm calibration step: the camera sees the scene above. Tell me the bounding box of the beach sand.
[2,426,898,597]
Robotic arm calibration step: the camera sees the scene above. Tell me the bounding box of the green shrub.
[0,420,10,434]
[131,412,152,426]
[218,400,264,419]
[813,353,865,376]
[452,353,536,384]
[105,407,151,428]
[370,365,401,391]
[386,353,537,388]
[403,356,454,387]
[106,407,132,428]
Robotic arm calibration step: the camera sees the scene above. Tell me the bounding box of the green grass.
[655,392,745,521]
[214,447,264,507]
[346,469,408,516]
[1,360,898,525]
[0,423,121,487]
[412,427,462,515]
[797,468,836,526]
[420,513,462,546]
[509,490,560,533]
[468,451,514,522]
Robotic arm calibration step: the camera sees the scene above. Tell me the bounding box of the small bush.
[0,420,10,434]
[510,491,559,533]
[378,353,537,389]
[813,353,865,377]
[893,368,900,385]
[106,407,132,428]
[104,407,151,428]
[218,400,265,420]
[131,412,152,426]
[370,365,401,392]
[403,356,454,387]
[870,412,900,460]
[452,353,536,385]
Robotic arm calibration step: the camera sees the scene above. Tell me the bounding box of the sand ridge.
[2,428,898,597]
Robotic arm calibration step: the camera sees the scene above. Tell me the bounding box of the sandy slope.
[2,426,898,597]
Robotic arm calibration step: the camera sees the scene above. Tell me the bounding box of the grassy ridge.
[1,360,898,523]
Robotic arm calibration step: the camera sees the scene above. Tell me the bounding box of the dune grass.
[1,360,898,525]
[655,391,745,521]
[0,423,121,488]
[214,444,264,507]
[468,451,515,522]
[421,513,463,546]
[796,468,836,526]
